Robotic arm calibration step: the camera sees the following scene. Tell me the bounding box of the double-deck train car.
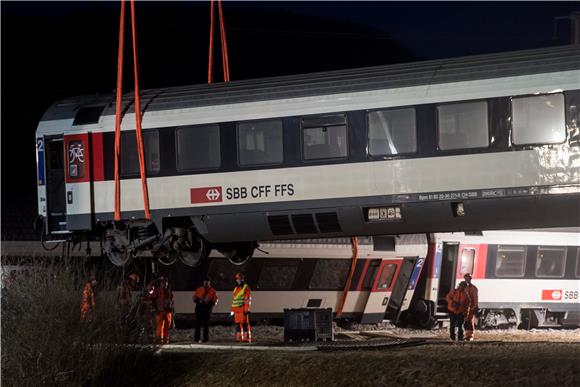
[164,229,579,329]
[35,46,580,266]
[163,235,428,325]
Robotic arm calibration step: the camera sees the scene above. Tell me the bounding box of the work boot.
[235,332,242,342]
[450,335,456,341]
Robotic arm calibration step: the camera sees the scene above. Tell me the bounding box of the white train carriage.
[163,235,427,325]
[408,229,580,329]
[163,229,579,329]
[35,45,580,267]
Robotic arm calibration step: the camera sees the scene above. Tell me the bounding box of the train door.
[360,260,400,324]
[44,137,67,233]
[436,243,459,313]
[384,257,417,322]
[64,133,94,231]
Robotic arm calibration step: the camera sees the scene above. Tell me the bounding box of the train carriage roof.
[40,45,580,123]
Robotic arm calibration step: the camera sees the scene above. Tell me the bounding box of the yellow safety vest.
[232,284,249,308]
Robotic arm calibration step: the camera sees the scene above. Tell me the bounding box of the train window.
[308,259,350,290]
[377,263,397,289]
[361,259,380,290]
[437,101,489,150]
[207,259,249,291]
[238,119,283,166]
[302,114,348,160]
[73,106,104,126]
[120,131,160,176]
[367,108,417,156]
[460,248,475,275]
[535,246,567,278]
[176,124,220,171]
[257,260,299,290]
[512,94,566,145]
[495,245,526,277]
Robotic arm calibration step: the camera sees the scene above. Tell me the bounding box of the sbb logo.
[190,187,223,204]
[541,289,563,301]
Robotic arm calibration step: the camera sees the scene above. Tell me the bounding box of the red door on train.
[63,132,102,231]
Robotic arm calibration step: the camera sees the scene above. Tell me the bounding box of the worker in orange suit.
[193,277,218,343]
[445,281,470,341]
[80,274,97,323]
[463,273,479,341]
[149,275,174,344]
[231,272,252,342]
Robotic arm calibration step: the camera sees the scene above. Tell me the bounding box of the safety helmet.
[129,273,139,282]
[234,272,245,280]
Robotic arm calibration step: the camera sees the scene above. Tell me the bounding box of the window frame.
[535,246,567,278]
[174,124,221,172]
[510,92,567,147]
[436,99,491,151]
[366,106,418,158]
[120,129,161,177]
[459,247,475,275]
[495,245,527,278]
[301,113,349,162]
[236,118,285,167]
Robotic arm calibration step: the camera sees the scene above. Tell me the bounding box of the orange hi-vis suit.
[193,285,218,342]
[446,288,470,314]
[80,281,96,322]
[445,286,471,341]
[150,286,174,344]
[231,283,251,342]
[464,283,479,340]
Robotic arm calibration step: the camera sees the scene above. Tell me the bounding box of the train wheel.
[103,229,132,266]
[221,243,255,265]
[178,237,210,267]
[106,248,132,267]
[156,250,178,266]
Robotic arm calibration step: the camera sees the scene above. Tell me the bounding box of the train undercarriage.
[100,218,256,267]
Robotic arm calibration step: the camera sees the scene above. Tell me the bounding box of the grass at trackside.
[155,342,580,387]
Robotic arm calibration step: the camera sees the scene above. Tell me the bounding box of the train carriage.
[409,229,580,329]
[35,45,580,267]
[160,229,579,329]
[166,235,427,325]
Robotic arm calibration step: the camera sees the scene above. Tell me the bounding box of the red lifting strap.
[208,0,230,84]
[114,0,151,221]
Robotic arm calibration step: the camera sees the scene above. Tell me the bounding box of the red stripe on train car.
[91,132,105,182]
[473,244,487,279]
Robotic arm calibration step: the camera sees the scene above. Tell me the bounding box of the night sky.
[1,1,579,240]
